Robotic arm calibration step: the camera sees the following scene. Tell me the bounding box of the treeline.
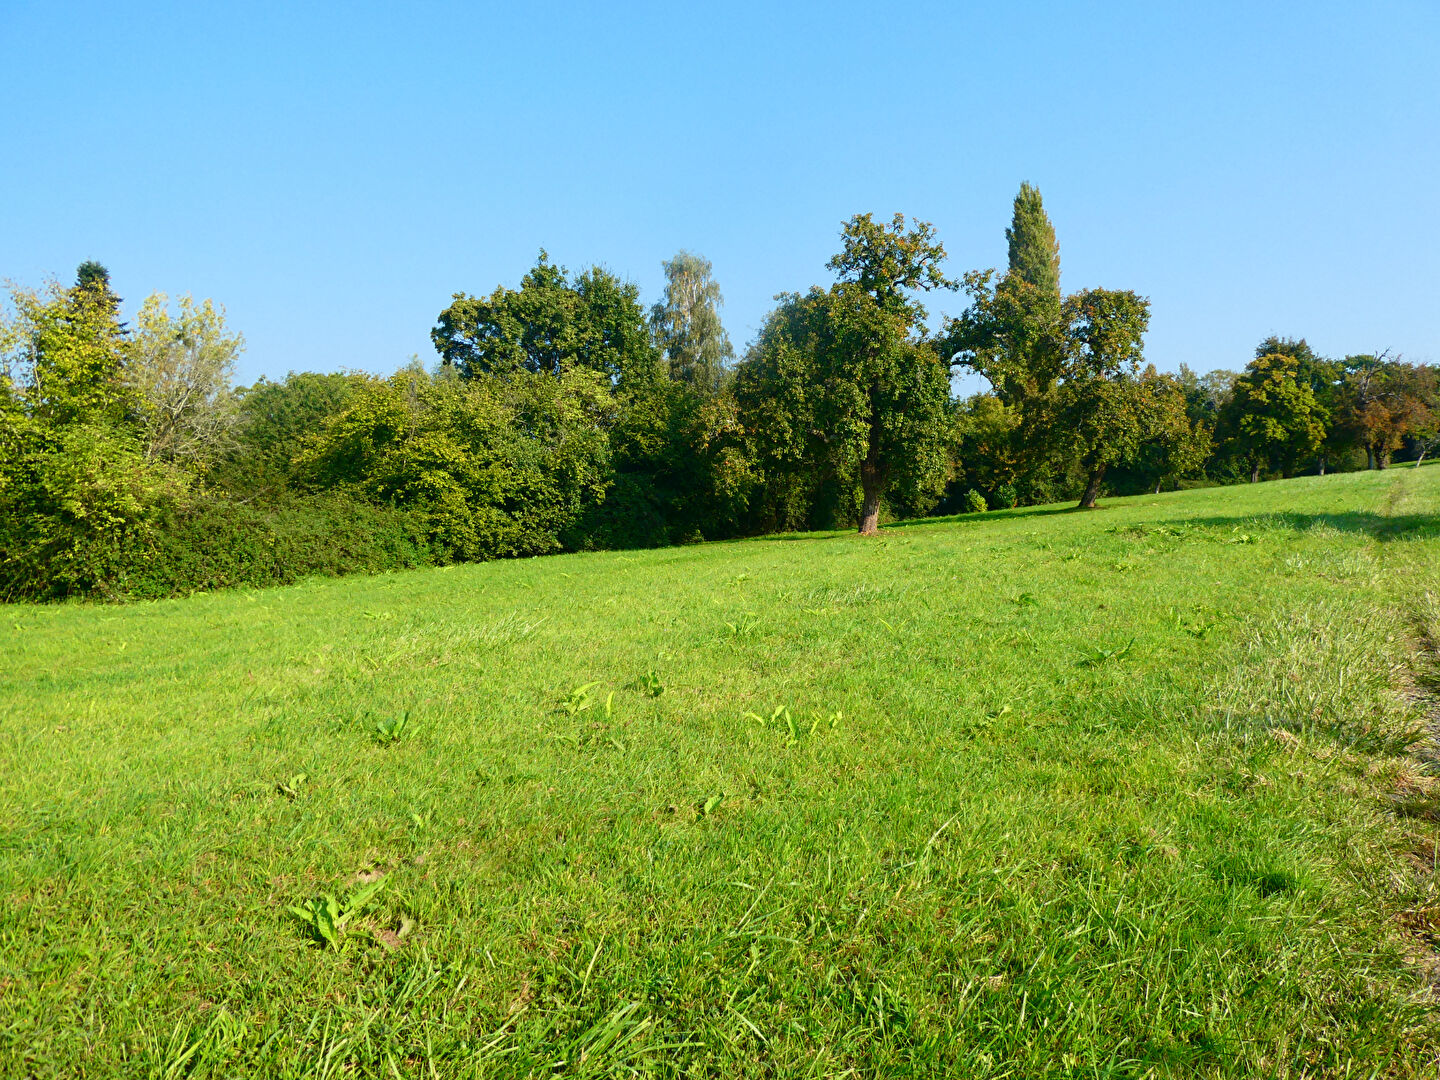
[941,185,1437,509]
[2,190,1435,600]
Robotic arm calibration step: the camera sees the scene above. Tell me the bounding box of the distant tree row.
[3,192,1434,600]
[1181,342,1437,483]
[943,186,1435,509]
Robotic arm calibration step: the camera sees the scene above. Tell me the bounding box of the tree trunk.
[1417,451,1427,468]
[1378,448,1391,469]
[857,396,885,536]
[1250,461,1260,483]
[1318,456,1326,476]
[1078,467,1104,509]
[1366,446,1375,470]
[858,465,883,535]
[1153,478,1162,495]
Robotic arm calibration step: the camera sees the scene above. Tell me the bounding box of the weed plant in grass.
[3,468,1440,1077]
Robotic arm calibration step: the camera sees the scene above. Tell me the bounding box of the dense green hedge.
[122,493,434,599]
[0,489,433,602]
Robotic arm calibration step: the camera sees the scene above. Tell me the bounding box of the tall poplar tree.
[949,184,1066,403]
[1005,182,1060,299]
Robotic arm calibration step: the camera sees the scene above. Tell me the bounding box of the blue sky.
[2,1,1436,386]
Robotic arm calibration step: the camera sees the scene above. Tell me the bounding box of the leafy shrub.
[0,420,185,601]
[993,482,1018,509]
[294,366,612,561]
[964,489,988,514]
[210,371,364,497]
[571,381,755,549]
[122,492,432,599]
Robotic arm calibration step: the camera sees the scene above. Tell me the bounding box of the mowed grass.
[4,470,1440,1078]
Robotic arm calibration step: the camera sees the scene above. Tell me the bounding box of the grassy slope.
[3,468,1440,1078]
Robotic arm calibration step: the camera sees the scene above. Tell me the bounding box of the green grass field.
[4,468,1440,1078]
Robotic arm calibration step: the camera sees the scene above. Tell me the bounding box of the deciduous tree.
[947,185,1065,401]
[432,253,659,388]
[126,293,244,466]
[1131,367,1212,493]
[1407,365,1440,467]
[1220,352,1328,482]
[1054,288,1152,508]
[0,267,185,599]
[1335,352,1430,469]
[1006,182,1061,299]
[6,268,135,426]
[295,364,613,559]
[650,251,733,390]
[738,213,955,535]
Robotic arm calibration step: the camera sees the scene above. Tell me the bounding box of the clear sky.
[3,1,1436,386]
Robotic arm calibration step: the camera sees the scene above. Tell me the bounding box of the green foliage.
[289,879,385,950]
[561,680,606,716]
[737,213,955,535]
[74,260,118,299]
[0,274,182,598]
[126,293,244,466]
[955,286,1200,506]
[576,378,754,549]
[825,211,954,311]
[946,185,1066,412]
[1334,353,1434,468]
[295,365,612,561]
[1178,363,1238,427]
[1005,181,1061,299]
[1077,636,1136,666]
[1408,367,1440,465]
[1053,288,1154,506]
[0,419,186,600]
[432,253,660,387]
[730,297,835,532]
[948,196,1220,505]
[373,711,411,744]
[1221,351,1328,479]
[122,492,432,598]
[8,212,1435,605]
[948,393,1022,506]
[650,251,734,390]
[1129,367,1213,491]
[946,268,1066,406]
[964,488,988,513]
[213,371,363,497]
[6,274,137,427]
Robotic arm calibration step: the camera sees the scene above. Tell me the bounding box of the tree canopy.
[737,214,955,535]
[1006,182,1061,299]
[3,198,1430,600]
[432,253,659,387]
[1220,352,1328,481]
[1056,288,1156,508]
[650,251,734,390]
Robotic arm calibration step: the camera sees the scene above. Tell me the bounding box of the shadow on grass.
[744,478,1438,545]
[1174,511,1440,543]
[887,504,1083,530]
[743,530,849,544]
[751,502,1081,542]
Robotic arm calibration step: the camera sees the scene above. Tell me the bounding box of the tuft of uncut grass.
[3,467,1440,1077]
